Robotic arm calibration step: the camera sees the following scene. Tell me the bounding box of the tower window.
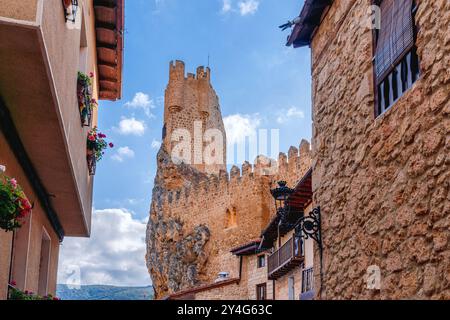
[225,207,238,229]
[162,124,167,139]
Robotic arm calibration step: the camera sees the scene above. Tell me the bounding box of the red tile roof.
[164,278,241,300]
[230,239,261,256]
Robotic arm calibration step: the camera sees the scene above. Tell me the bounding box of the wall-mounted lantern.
[62,0,79,23]
[270,181,293,213]
[271,181,322,250]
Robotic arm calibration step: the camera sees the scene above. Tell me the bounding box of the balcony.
[268,236,304,280]
[0,0,95,237]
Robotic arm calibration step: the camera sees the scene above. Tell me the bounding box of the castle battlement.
[156,139,312,209]
[168,60,211,83]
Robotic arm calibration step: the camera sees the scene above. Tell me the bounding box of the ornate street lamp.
[271,181,322,250]
[271,181,294,247]
[270,181,293,214]
[62,0,79,23]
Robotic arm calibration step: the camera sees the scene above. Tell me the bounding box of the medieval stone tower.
[146,61,311,299]
[163,60,226,174]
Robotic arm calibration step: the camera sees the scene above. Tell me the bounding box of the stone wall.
[310,0,450,299]
[147,142,311,298]
[245,254,274,300]
[194,281,248,300]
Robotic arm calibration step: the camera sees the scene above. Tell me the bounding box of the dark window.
[256,283,267,300]
[257,255,265,268]
[374,0,420,116]
[162,124,167,139]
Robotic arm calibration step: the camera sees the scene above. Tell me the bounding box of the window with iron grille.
[301,267,314,293]
[373,0,420,116]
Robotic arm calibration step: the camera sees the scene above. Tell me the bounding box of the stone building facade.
[146,62,312,299]
[287,0,449,299]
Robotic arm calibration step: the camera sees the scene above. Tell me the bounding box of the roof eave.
[286,0,333,47]
[94,0,124,101]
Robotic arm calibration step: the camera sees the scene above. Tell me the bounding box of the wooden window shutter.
[374,0,415,83]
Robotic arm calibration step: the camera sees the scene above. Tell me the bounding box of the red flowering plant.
[8,282,60,300]
[87,127,113,162]
[0,173,32,232]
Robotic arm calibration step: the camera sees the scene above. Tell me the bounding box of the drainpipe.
[272,280,276,300]
[238,256,243,284]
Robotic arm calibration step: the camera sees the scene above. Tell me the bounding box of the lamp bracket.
[294,206,322,249]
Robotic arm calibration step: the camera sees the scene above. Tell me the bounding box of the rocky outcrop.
[146,148,211,299]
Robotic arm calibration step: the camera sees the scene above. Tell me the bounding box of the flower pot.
[63,0,72,9]
[86,151,97,176]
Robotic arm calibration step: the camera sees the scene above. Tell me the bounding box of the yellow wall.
[0,0,38,22]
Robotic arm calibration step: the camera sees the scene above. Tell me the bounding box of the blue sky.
[58,0,311,288]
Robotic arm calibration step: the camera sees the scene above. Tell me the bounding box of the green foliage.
[8,287,60,300]
[57,284,154,300]
[77,71,92,87]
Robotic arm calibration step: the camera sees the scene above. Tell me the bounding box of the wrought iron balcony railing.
[268,235,304,280]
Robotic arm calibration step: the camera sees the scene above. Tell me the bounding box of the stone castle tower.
[146,61,311,299]
[163,60,226,174]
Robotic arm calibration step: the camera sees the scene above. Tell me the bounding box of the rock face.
[146,148,211,296]
[146,62,312,299]
[310,0,450,299]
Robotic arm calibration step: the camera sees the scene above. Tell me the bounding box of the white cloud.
[276,107,305,124]
[238,0,259,16]
[58,208,150,287]
[117,117,146,136]
[151,139,162,150]
[124,92,155,118]
[111,146,135,162]
[224,113,261,145]
[222,0,232,13]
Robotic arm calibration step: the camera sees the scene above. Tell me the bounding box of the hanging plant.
[86,127,113,175]
[77,71,95,127]
[0,174,32,232]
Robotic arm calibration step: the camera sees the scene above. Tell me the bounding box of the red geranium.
[1,174,32,231]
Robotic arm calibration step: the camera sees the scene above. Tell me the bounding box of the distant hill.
[57,284,154,300]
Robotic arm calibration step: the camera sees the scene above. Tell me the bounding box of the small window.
[373,0,420,116]
[256,283,267,300]
[257,255,265,268]
[302,267,314,293]
[225,207,237,229]
[162,124,167,139]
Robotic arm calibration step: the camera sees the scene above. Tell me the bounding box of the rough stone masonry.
[310,0,449,299]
